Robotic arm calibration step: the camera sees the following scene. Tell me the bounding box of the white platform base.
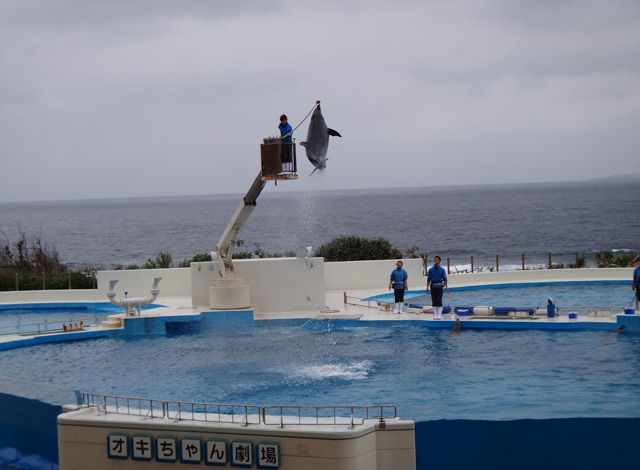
[209,278,251,309]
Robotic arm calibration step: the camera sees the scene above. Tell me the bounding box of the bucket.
[624,308,635,315]
[455,307,472,316]
[568,312,578,319]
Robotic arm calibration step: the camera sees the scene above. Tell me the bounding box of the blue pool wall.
[0,379,81,469]
[416,418,640,470]
[2,302,640,351]
[2,296,640,469]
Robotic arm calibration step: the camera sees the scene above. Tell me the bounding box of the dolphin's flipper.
[328,129,342,137]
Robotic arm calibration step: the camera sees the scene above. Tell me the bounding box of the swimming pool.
[1,281,638,422]
[1,315,639,423]
[369,281,634,314]
[0,303,162,335]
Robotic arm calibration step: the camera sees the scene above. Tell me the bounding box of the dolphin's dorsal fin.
[327,129,342,137]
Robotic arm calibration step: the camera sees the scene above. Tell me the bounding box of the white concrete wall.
[0,262,632,308]
[324,259,425,291]
[58,407,415,470]
[325,260,632,292]
[96,268,191,298]
[0,289,100,304]
[447,267,632,287]
[190,258,326,314]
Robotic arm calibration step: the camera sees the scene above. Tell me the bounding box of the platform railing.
[261,404,397,429]
[81,393,395,428]
[0,316,100,336]
[164,401,261,425]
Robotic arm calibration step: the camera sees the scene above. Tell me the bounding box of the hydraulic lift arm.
[214,173,267,279]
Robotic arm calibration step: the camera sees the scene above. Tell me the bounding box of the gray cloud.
[1,0,639,202]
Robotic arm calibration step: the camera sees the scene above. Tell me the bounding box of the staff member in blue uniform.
[388,260,408,314]
[633,264,640,309]
[426,256,449,319]
[278,114,293,172]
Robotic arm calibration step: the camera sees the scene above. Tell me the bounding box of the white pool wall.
[58,406,415,470]
[0,260,632,313]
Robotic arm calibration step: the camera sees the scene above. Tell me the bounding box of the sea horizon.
[1,178,638,269]
[2,174,639,206]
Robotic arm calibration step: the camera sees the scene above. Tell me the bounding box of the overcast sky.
[1,0,639,203]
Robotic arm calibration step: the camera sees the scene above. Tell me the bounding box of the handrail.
[0,316,100,336]
[344,293,629,315]
[261,404,397,428]
[81,393,396,428]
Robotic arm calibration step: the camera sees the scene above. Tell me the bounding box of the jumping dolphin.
[300,102,341,175]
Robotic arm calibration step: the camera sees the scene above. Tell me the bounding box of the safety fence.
[0,316,100,336]
[3,270,96,292]
[82,393,397,429]
[441,252,587,274]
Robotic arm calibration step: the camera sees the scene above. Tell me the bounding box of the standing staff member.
[633,263,640,310]
[389,260,408,314]
[278,114,294,172]
[426,256,449,319]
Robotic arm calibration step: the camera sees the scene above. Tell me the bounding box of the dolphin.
[451,318,462,333]
[300,103,341,175]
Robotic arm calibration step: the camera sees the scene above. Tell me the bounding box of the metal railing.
[82,393,396,429]
[442,252,587,274]
[0,316,100,336]
[262,404,396,429]
[9,271,97,292]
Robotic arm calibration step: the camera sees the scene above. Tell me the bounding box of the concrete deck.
[1,288,639,352]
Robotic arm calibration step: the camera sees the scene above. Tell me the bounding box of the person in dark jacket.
[389,260,408,314]
[426,256,449,319]
[278,114,293,172]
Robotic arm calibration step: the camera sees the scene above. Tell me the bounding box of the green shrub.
[314,236,402,262]
[568,256,586,269]
[179,253,213,267]
[142,252,173,269]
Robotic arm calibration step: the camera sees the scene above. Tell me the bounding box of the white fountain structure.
[106,277,163,316]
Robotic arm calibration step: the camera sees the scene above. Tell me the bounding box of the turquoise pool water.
[0,303,161,335]
[369,281,634,314]
[0,282,638,423]
[1,319,639,422]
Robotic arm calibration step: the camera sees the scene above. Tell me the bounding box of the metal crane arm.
[215,173,267,278]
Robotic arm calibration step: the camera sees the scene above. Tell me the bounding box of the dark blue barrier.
[416,418,640,469]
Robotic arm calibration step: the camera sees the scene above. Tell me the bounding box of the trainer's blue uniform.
[634,265,640,302]
[427,265,447,307]
[390,267,408,303]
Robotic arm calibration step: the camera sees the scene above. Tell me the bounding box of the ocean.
[0,179,638,270]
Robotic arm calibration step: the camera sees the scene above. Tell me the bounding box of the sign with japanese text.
[107,433,280,468]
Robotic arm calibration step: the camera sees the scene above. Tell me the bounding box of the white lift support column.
[209,173,265,309]
[215,173,266,280]
[209,138,298,310]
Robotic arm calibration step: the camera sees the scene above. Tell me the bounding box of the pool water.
[381,281,634,314]
[1,320,639,422]
[0,303,161,334]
